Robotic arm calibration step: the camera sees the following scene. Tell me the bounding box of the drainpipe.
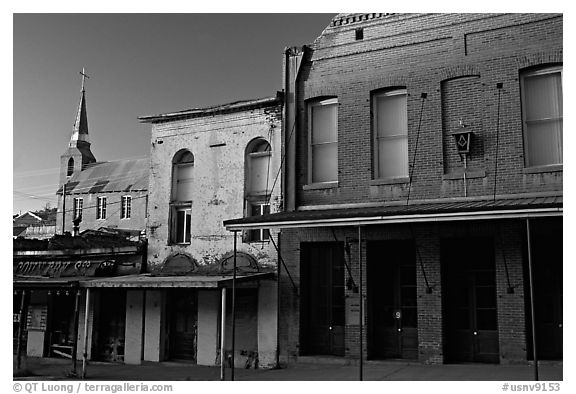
[526,219,539,381]
[82,288,91,379]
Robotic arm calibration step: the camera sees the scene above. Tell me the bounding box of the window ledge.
[370,176,410,186]
[443,169,486,180]
[523,164,563,174]
[303,181,338,191]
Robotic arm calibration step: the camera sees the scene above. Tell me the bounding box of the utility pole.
[61,183,66,234]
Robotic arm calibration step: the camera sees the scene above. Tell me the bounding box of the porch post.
[526,218,539,381]
[16,289,28,371]
[220,287,227,381]
[358,226,363,381]
[71,289,81,375]
[82,287,91,379]
[231,230,238,381]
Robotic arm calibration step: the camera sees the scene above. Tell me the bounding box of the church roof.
[57,158,149,195]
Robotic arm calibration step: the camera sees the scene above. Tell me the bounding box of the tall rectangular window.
[373,89,409,179]
[521,66,563,167]
[172,206,192,244]
[73,198,83,219]
[309,98,338,184]
[96,196,107,220]
[121,196,132,219]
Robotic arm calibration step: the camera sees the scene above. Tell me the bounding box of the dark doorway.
[367,240,418,360]
[168,290,197,362]
[48,292,76,358]
[93,289,126,362]
[525,220,563,360]
[442,237,499,363]
[300,242,345,356]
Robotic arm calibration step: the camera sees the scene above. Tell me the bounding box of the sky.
[12,13,334,214]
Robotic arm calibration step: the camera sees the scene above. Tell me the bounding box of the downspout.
[282,46,305,212]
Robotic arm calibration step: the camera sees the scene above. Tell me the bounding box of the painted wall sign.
[14,260,114,278]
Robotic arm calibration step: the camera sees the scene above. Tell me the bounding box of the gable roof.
[14,211,43,222]
[57,158,148,195]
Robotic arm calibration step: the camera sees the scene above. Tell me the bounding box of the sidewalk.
[14,357,562,381]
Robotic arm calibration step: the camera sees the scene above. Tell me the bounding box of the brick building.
[133,96,282,368]
[225,13,562,366]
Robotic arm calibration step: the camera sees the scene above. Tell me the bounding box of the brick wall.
[291,13,562,208]
[279,219,532,364]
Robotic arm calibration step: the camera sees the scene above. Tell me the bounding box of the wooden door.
[169,290,197,361]
[301,243,345,356]
[527,228,563,360]
[368,241,418,359]
[442,238,499,363]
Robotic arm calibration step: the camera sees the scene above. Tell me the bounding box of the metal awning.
[13,276,82,288]
[79,272,275,288]
[224,195,562,230]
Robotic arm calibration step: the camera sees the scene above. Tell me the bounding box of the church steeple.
[69,68,90,146]
[60,67,96,185]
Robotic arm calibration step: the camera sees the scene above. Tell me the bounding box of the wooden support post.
[71,289,81,376]
[220,287,227,381]
[82,288,91,379]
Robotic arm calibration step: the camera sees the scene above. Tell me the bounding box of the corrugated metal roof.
[80,272,275,288]
[224,195,563,229]
[57,158,148,195]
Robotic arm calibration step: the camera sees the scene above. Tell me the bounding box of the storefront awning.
[224,195,562,230]
[13,276,82,288]
[79,272,275,288]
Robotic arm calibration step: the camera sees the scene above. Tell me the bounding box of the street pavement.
[13,356,562,381]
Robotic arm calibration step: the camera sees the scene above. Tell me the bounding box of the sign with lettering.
[345,295,366,326]
[27,305,48,331]
[14,260,114,278]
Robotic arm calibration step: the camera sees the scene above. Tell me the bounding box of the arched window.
[170,150,194,244]
[244,138,272,242]
[67,158,74,177]
[246,138,272,195]
[172,150,195,202]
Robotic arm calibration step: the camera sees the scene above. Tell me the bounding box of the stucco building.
[135,96,283,368]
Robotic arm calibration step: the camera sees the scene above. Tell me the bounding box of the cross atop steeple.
[79,67,89,92]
